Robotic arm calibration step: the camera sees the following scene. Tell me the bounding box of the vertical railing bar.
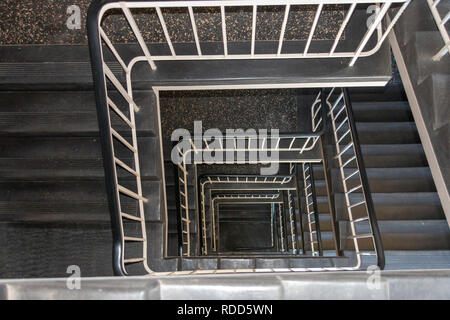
[278,204,285,252]
[349,2,392,66]
[107,97,134,128]
[100,28,129,72]
[326,87,336,102]
[120,4,156,70]
[427,0,450,60]
[188,6,202,56]
[111,128,136,153]
[376,3,383,40]
[304,4,323,56]
[289,137,296,149]
[433,43,450,61]
[288,191,298,254]
[125,69,150,273]
[320,136,341,256]
[277,4,290,56]
[155,7,176,56]
[309,163,323,256]
[183,162,190,255]
[103,63,139,112]
[212,200,217,251]
[442,11,450,25]
[294,164,306,254]
[343,88,385,269]
[375,0,411,52]
[221,5,228,57]
[427,0,450,61]
[299,137,311,154]
[251,5,257,56]
[200,183,207,255]
[281,191,290,252]
[204,138,211,150]
[303,163,315,255]
[329,3,357,56]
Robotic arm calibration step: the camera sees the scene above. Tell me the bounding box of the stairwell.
[0,0,448,284]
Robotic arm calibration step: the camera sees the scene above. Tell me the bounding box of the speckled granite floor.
[159,89,300,146]
[197,164,263,176]
[0,1,345,45]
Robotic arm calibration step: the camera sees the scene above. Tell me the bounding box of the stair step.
[167,209,198,234]
[183,255,350,270]
[351,101,413,122]
[326,144,428,168]
[356,122,420,144]
[0,136,159,180]
[0,91,157,136]
[342,220,450,250]
[336,192,446,221]
[166,185,197,210]
[0,180,163,222]
[0,221,114,278]
[317,167,436,194]
[382,250,450,270]
[302,231,336,251]
[299,214,332,232]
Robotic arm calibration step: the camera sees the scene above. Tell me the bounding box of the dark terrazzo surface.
[0,0,91,45]
[1,1,345,45]
[159,89,299,146]
[197,164,263,176]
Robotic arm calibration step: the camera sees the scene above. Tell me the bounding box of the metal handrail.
[200,174,297,254]
[87,0,389,274]
[91,0,410,68]
[302,163,324,256]
[327,87,385,269]
[200,174,295,185]
[286,190,300,254]
[342,88,385,269]
[427,0,450,60]
[179,133,323,160]
[211,192,284,253]
[293,164,307,254]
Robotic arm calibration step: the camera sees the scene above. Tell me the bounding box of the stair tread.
[0,136,159,179]
[351,101,413,122]
[346,192,442,205]
[0,91,157,135]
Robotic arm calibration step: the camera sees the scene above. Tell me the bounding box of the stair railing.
[427,0,450,60]
[211,193,284,253]
[326,87,385,269]
[176,161,191,256]
[89,0,411,68]
[200,175,297,254]
[302,163,324,256]
[87,0,396,274]
[287,190,300,254]
[179,109,328,257]
[277,203,287,252]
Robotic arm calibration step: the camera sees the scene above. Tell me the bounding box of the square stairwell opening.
[87,0,410,275]
[156,88,332,268]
